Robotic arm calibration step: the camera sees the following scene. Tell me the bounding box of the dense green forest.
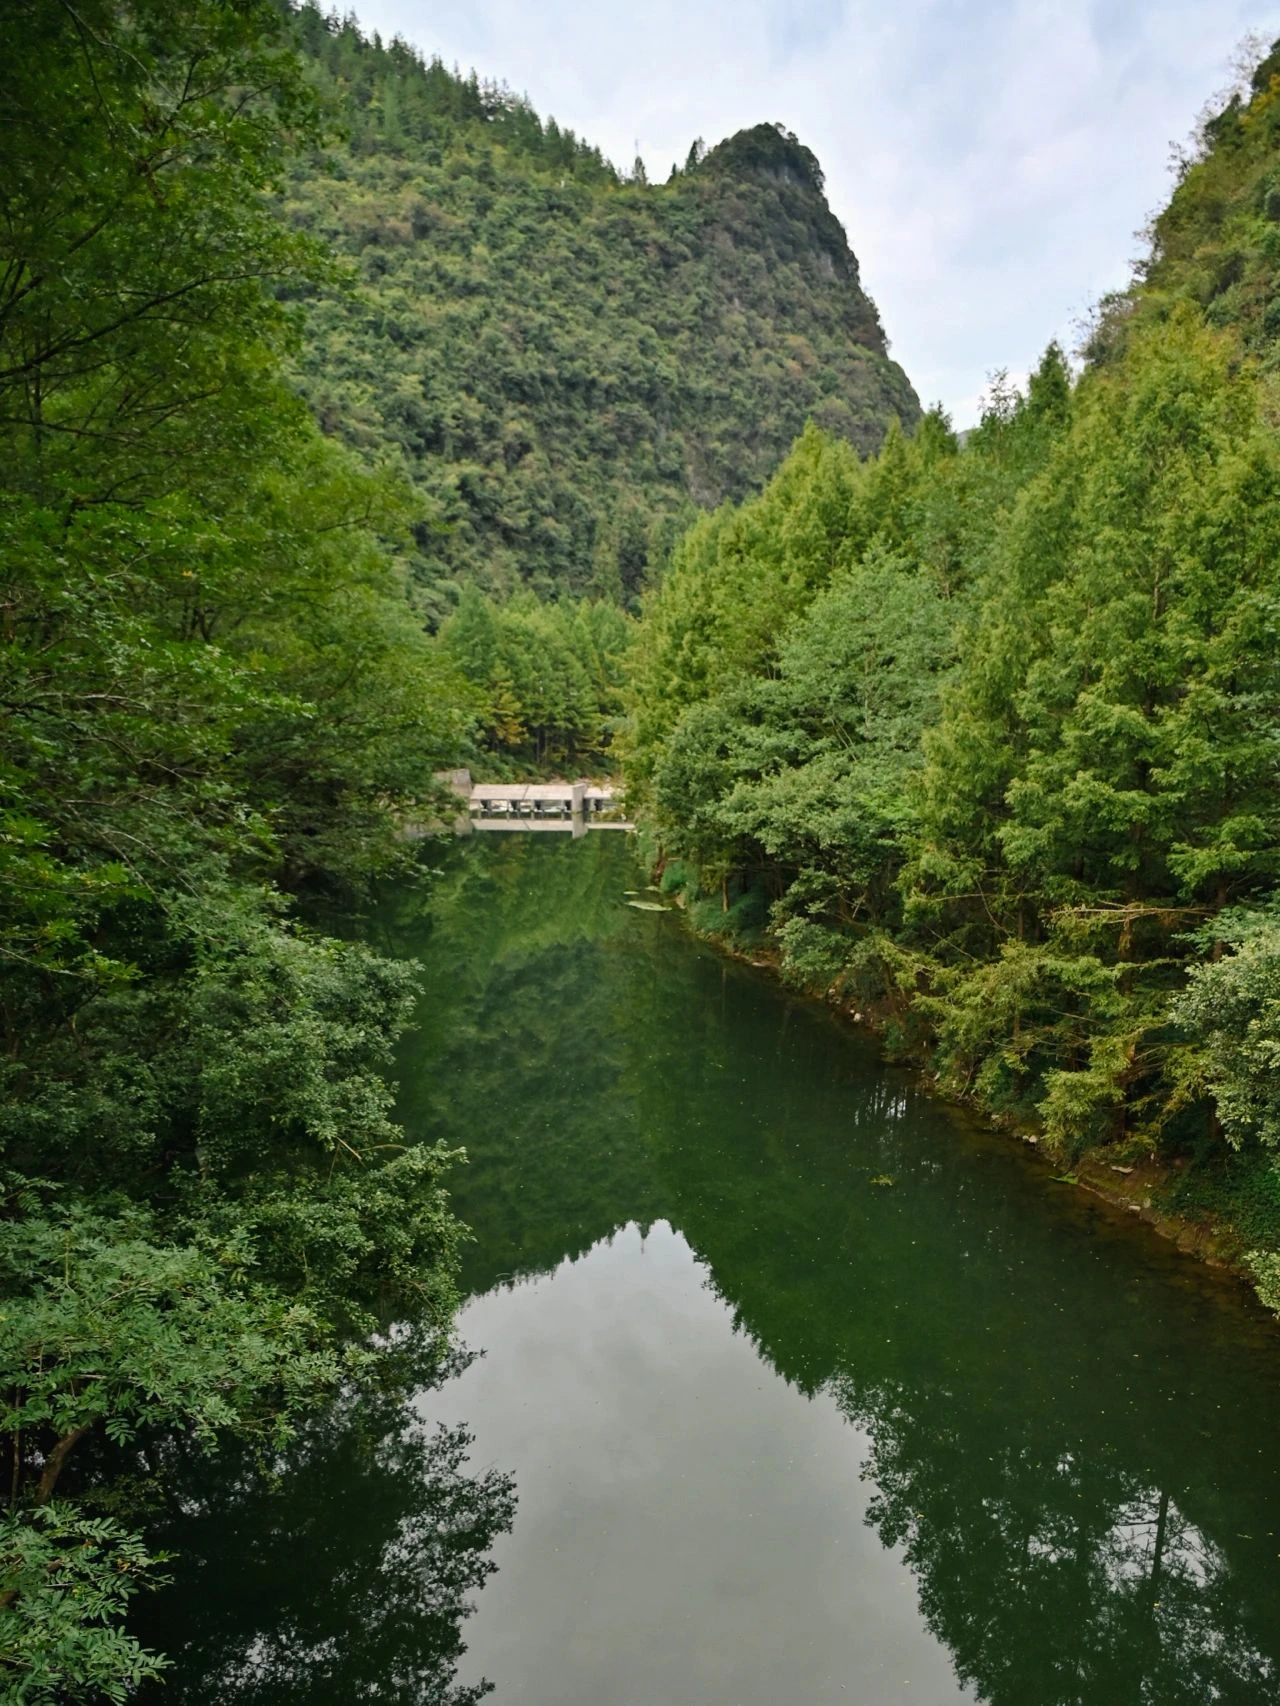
[279,2,919,609]
[628,46,1280,1307]
[438,588,631,773]
[0,3,486,1698]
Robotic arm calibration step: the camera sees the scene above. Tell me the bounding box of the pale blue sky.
[345,2,1280,424]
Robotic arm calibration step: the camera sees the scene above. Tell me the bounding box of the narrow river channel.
[142,832,1280,1704]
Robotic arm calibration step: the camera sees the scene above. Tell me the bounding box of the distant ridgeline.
[282,2,919,608]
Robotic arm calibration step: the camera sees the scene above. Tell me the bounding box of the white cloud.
[340,1,1280,425]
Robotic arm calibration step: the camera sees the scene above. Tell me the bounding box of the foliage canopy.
[0,2,476,1696]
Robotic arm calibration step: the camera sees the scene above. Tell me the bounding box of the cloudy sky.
[343,2,1279,424]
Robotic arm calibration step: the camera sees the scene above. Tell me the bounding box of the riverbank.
[653,873,1279,1318]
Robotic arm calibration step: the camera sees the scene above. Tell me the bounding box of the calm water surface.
[144,833,1280,1704]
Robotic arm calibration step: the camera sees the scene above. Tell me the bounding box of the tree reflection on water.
[843,1377,1275,1704]
[153,832,1280,1706]
[133,1358,515,1705]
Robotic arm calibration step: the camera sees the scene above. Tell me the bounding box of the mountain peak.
[693,122,877,334]
[701,123,826,196]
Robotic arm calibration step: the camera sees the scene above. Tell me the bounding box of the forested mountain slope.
[1095,37,1280,364]
[627,42,1280,1307]
[282,3,919,606]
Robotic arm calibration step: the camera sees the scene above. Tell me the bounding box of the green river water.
[140,832,1280,1705]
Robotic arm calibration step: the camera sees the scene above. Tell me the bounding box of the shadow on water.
[140,834,1280,1703]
